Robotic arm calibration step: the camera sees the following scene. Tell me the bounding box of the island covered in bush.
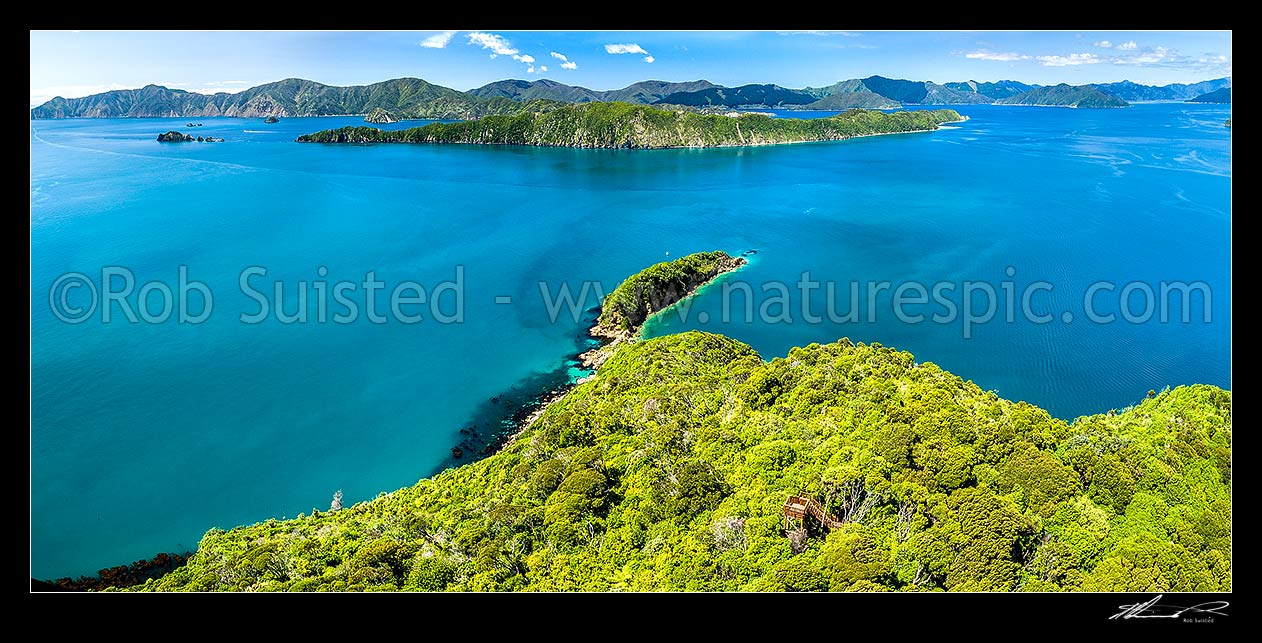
[295,103,964,149]
[131,254,1231,593]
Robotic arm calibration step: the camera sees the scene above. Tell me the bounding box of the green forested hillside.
[296,103,962,149]
[140,332,1230,592]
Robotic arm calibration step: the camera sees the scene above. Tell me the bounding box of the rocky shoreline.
[35,551,191,591]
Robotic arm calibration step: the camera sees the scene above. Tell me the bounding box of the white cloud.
[605,43,649,55]
[420,31,457,48]
[1116,41,1138,50]
[606,43,655,63]
[551,51,577,69]
[540,65,548,72]
[1036,53,1102,67]
[1093,40,1112,48]
[513,54,535,64]
[1121,46,1168,64]
[527,66,535,73]
[964,50,1031,62]
[467,32,518,56]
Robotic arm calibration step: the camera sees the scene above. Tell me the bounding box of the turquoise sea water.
[30,104,1231,578]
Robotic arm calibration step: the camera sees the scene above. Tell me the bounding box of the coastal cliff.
[364,107,402,123]
[296,103,964,149]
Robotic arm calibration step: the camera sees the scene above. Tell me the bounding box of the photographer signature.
[1111,595,1229,620]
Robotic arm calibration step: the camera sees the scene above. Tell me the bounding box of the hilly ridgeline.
[31,75,1230,118]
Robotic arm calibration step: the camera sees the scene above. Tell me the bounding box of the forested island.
[295,103,964,149]
[115,251,1232,593]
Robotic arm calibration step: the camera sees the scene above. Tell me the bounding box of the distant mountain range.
[1096,78,1231,102]
[942,80,1035,100]
[1188,87,1231,104]
[656,84,816,108]
[468,79,717,104]
[995,84,1129,108]
[29,78,529,120]
[29,75,1231,119]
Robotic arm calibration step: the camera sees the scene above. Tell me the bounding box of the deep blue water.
[30,104,1231,578]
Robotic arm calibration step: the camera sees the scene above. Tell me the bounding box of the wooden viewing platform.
[783,494,844,531]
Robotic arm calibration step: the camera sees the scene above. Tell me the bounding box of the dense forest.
[296,104,963,149]
[137,330,1230,592]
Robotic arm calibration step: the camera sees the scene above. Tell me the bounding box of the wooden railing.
[783,495,843,530]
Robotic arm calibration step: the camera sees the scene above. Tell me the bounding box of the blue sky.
[29,30,1232,105]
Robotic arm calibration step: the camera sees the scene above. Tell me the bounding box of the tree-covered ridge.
[996,84,1130,108]
[295,103,963,149]
[138,332,1230,592]
[595,251,746,333]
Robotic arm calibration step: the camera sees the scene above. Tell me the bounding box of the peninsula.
[295,103,964,149]
[581,250,747,368]
[32,250,1230,593]
[133,329,1231,592]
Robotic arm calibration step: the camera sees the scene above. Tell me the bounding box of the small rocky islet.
[156,130,223,143]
